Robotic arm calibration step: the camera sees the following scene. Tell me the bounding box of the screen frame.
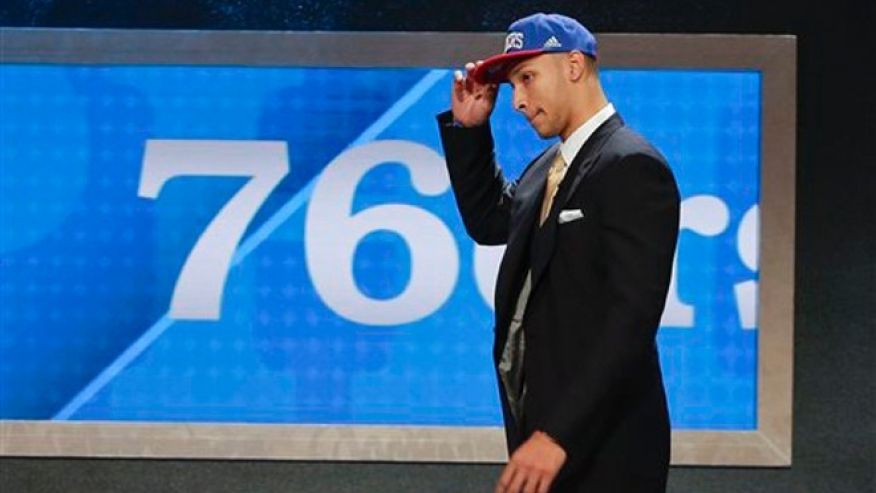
[0,28,796,466]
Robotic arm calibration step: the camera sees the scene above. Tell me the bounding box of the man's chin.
[532,126,558,139]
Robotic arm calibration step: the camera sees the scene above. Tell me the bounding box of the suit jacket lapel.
[529,114,625,291]
[509,145,558,247]
[493,144,558,347]
[558,115,624,209]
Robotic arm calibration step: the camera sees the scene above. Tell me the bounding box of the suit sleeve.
[539,152,681,454]
[436,111,515,245]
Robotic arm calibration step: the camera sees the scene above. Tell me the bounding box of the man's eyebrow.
[508,62,532,79]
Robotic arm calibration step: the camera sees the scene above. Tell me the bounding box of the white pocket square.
[558,209,585,224]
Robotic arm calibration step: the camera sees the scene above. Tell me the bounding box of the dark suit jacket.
[437,110,680,492]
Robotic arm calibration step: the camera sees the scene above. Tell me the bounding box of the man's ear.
[567,51,588,82]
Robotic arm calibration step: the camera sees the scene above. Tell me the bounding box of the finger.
[524,474,541,493]
[453,70,465,94]
[506,466,529,493]
[452,73,465,103]
[453,70,468,93]
[495,463,517,493]
[467,61,484,82]
[536,470,556,493]
[535,476,549,493]
[480,83,499,100]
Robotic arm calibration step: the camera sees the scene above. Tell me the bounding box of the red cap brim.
[471,49,545,84]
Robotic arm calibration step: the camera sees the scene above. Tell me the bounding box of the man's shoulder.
[602,125,667,165]
[591,125,676,188]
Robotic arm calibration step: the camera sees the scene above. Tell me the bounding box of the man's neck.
[560,91,608,141]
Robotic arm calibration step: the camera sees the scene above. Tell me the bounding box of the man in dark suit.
[436,13,681,493]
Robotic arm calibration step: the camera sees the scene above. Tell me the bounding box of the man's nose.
[512,89,526,113]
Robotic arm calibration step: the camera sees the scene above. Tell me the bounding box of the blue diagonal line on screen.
[53,316,173,420]
[52,68,449,421]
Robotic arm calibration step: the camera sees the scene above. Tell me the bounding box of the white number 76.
[138,139,289,320]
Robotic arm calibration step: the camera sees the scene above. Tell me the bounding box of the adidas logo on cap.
[543,36,562,49]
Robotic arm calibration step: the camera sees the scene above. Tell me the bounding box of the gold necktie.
[540,152,568,225]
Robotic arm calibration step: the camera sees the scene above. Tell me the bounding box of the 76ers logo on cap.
[504,32,524,53]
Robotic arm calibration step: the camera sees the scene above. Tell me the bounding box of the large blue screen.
[0,64,760,430]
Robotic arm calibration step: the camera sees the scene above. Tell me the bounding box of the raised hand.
[451,60,499,127]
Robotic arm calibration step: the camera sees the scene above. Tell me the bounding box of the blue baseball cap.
[472,13,598,84]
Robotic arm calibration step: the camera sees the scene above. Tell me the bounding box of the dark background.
[1,1,873,492]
